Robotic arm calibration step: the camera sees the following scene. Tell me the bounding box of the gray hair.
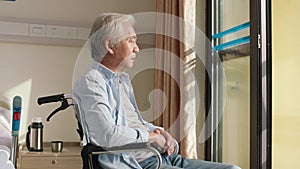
[89,13,135,61]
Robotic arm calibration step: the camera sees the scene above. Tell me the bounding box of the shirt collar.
[92,61,129,81]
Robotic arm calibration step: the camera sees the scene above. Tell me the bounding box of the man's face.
[112,22,139,71]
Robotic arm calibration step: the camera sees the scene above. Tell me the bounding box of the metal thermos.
[26,117,43,151]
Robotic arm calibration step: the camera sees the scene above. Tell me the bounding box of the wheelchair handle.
[37,93,73,122]
[37,93,65,105]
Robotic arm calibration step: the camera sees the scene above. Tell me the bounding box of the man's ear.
[104,38,114,54]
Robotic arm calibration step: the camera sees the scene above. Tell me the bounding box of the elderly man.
[73,13,240,169]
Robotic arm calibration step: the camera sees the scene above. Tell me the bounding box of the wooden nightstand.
[18,142,82,169]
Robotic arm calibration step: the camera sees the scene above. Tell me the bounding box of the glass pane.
[222,56,250,169]
[211,0,250,169]
[218,0,249,44]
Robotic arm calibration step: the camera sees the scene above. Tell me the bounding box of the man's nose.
[133,44,139,53]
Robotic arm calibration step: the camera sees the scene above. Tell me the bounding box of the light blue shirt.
[73,61,163,168]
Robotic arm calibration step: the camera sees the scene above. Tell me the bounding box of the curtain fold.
[154,0,197,159]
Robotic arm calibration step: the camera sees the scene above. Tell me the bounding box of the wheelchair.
[37,93,163,169]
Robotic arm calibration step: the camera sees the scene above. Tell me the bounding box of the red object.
[13,112,21,120]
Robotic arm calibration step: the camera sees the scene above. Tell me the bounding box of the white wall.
[0,42,80,142]
[0,0,155,25]
[0,0,156,143]
[273,0,300,168]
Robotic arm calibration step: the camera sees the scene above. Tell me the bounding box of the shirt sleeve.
[143,121,165,132]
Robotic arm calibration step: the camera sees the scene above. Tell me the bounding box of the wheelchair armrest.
[82,142,162,169]
[98,142,152,153]
[83,142,152,154]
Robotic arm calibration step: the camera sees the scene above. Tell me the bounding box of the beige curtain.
[154,0,198,159]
